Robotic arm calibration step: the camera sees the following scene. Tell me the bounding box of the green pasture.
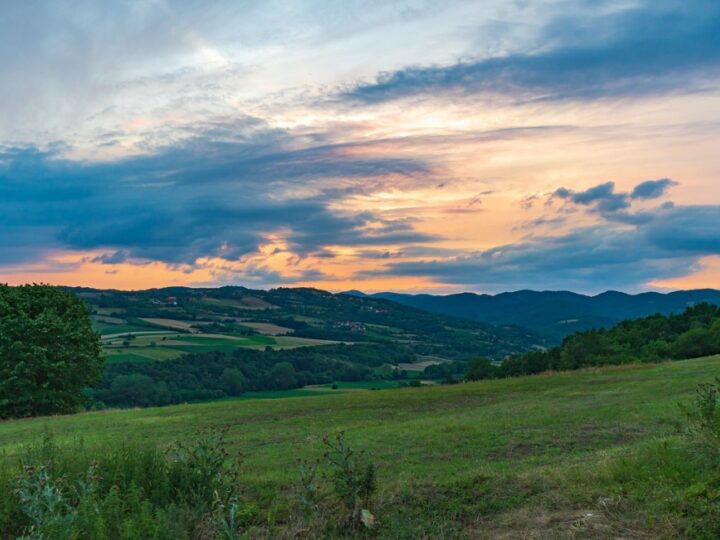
[2,356,719,536]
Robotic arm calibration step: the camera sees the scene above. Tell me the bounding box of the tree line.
[93,343,416,408]
[465,303,720,381]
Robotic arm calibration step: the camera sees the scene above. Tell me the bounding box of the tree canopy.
[0,284,102,418]
[493,303,720,380]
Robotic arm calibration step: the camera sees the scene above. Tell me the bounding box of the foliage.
[295,432,377,531]
[464,357,494,381]
[680,376,720,451]
[92,343,415,408]
[0,431,241,539]
[296,459,322,520]
[674,378,720,537]
[0,285,102,418]
[499,303,720,378]
[321,432,377,529]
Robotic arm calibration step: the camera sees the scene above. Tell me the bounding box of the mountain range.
[343,289,720,342]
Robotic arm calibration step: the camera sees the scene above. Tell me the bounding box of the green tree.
[219,368,246,396]
[109,374,157,407]
[464,357,495,381]
[0,284,102,418]
[270,361,297,390]
[672,327,720,359]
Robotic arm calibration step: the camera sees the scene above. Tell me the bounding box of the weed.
[680,376,720,451]
[322,431,377,529]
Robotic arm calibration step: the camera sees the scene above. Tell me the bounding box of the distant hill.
[343,289,720,342]
[68,285,545,361]
[62,285,549,409]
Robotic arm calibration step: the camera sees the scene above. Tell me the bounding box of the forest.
[484,303,720,379]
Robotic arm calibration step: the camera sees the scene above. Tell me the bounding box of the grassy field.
[1,356,719,537]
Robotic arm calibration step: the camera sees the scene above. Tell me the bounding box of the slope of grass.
[1,356,719,537]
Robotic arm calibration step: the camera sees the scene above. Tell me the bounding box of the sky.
[1,0,719,294]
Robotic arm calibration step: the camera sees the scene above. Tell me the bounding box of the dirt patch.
[475,498,661,539]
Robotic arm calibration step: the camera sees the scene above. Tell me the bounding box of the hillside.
[349,288,720,341]
[63,286,547,408]
[1,356,719,538]
[72,286,543,362]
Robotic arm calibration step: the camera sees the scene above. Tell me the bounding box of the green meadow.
[2,356,719,537]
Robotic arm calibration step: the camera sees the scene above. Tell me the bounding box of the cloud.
[370,187,720,292]
[342,0,720,104]
[552,178,676,218]
[631,178,678,200]
[0,121,438,269]
[553,181,630,213]
[91,251,129,265]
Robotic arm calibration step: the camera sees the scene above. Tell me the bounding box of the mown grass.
[1,356,720,538]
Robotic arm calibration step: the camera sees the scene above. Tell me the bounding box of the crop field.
[100,327,339,363]
[196,296,276,310]
[237,321,293,335]
[2,356,719,537]
[92,308,340,363]
[138,318,205,331]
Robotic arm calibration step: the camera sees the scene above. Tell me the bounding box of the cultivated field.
[1,356,718,537]
[93,313,339,363]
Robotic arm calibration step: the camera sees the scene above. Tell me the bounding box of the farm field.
[102,334,338,362]
[1,356,718,537]
[95,313,340,363]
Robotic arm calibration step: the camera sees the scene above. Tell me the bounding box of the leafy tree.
[109,374,157,407]
[270,361,297,390]
[0,284,102,418]
[218,368,246,396]
[465,357,495,381]
[671,327,720,359]
[498,303,720,379]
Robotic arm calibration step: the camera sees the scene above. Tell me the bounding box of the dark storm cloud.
[0,124,436,266]
[343,0,720,104]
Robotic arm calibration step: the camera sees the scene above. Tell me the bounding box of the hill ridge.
[342,288,720,342]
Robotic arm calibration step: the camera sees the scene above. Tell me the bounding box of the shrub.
[678,378,720,537]
[322,432,377,529]
[0,430,242,539]
[295,431,378,531]
[680,376,720,451]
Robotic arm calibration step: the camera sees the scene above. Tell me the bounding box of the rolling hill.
[65,286,548,408]
[347,288,720,342]
[70,285,545,363]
